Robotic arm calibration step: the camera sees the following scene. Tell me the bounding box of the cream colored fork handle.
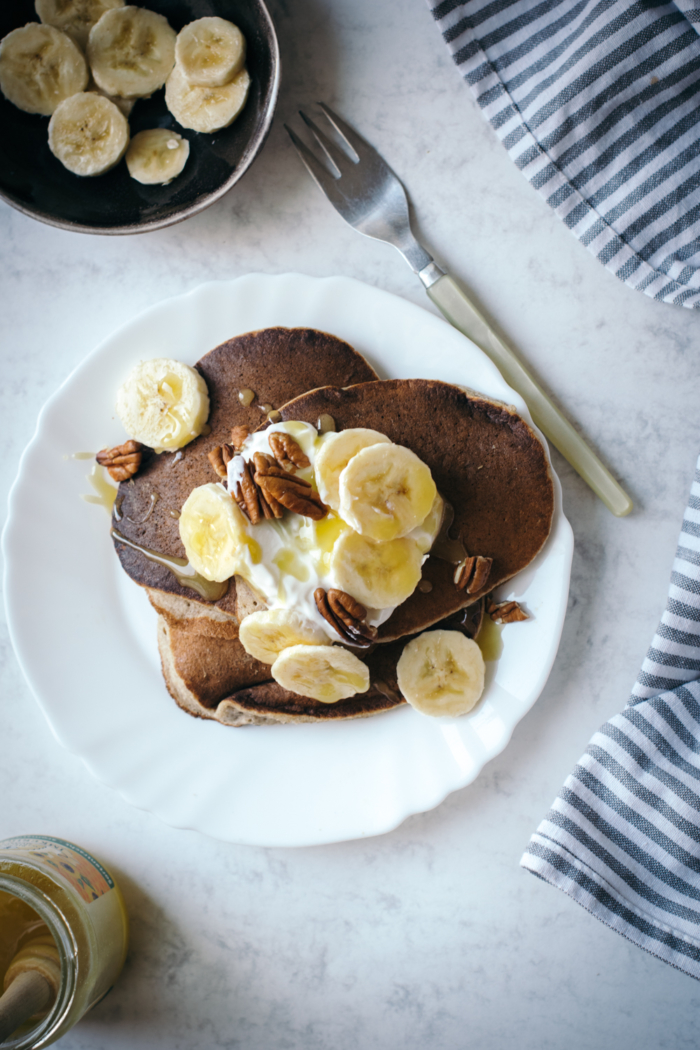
[427,273,633,517]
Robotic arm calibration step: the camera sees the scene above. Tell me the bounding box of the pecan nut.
[487,599,528,624]
[208,443,235,479]
[229,456,264,524]
[268,431,310,473]
[96,440,144,482]
[315,588,377,647]
[454,555,493,594]
[230,425,250,450]
[257,474,327,520]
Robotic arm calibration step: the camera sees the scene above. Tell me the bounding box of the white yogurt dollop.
[226,421,441,641]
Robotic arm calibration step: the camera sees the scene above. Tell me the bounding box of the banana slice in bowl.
[35,0,125,50]
[0,23,88,115]
[48,92,129,176]
[88,5,176,99]
[396,631,485,717]
[126,128,190,185]
[165,64,250,133]
[175,17,246,88]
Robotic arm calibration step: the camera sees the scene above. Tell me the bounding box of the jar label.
[0,836,114,903]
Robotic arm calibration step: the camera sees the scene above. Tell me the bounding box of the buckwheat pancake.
[112,328,379,617]
[273,379,554,642]
[156,611,406,726]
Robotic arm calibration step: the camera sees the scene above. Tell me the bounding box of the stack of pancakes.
[112,327,554,726]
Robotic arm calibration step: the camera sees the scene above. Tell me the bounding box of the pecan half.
[257,474,327,520]
[268,431,310,473]
[454,555,493,594]
[96,440,144,482]
[208,443,235,479]
[229,456,263,524]
[230,425,250,450]
[487,599,528,624]
[315,588,377,647]
[252,452,327,520]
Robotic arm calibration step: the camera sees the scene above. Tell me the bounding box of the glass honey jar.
[0,836,128,1048]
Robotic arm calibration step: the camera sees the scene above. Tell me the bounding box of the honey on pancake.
[110,527,229,601]
[430,501,467,565]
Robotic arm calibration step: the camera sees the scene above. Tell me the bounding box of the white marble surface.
[3,0,700,1047]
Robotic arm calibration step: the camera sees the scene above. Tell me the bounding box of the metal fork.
[285,104,632,518]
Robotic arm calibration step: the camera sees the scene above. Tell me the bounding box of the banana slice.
[115,358,209,452]
[88,5,176,98]
[126,128,189,184]
[339,443,437,541]
[271,645,369,703]
[239,609,330,665]
[408,492,445,554]
[0,23,88,115]
[330,531,423,609]
[314,429,391,512]
[165,63,249,133]
[179,483,248,583]
[48,92,129,176]
[86,74,134,116]
[175,17,246,88]
[396,630,485,717]
[35,0,124,50]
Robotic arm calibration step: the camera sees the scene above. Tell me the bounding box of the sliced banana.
[239,609,330,665]
[175,17,246,88]
[35,0,124,50]
[338,442,437,542]
[88,5,176,98]
[126,128,189,185]
[115,358,209,452]
[165,63,249,133]
[179,483,248,583]
[48,92,129,176]
[0,23,88,115]
[271,645,369,703]
[408,492,445,554]
[87,74,134,115]
[314,429,391,512]
[330,531,423,609]
[396,630,485,717]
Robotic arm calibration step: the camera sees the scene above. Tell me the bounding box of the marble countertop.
[3,0,700,1047]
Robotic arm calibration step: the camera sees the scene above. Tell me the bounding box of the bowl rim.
[0,0,281,236]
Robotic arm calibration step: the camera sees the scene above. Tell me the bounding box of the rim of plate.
[2,273,573,847]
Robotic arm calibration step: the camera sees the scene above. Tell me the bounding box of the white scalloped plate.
[3,274,573,846]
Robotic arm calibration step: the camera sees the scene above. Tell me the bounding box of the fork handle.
[425,273,633,517]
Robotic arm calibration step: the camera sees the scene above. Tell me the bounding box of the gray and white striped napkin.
[427,0,700,308]
[521,456,700,979]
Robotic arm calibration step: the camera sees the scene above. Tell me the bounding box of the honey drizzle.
[238,388,255,407]
[81,465,117,515]
[430,501,467,564]
[110,528,227,601]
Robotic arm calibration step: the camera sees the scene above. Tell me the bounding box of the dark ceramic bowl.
[0,1,280,233]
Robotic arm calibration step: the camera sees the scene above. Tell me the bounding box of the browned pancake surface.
[274,380,554,640]
[112,328,378,614]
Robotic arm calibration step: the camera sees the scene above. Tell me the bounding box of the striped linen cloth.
[427,0,700,308]
[521,455,700,979]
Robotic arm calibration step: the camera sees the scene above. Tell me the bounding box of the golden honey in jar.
[0,836,128,1048]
